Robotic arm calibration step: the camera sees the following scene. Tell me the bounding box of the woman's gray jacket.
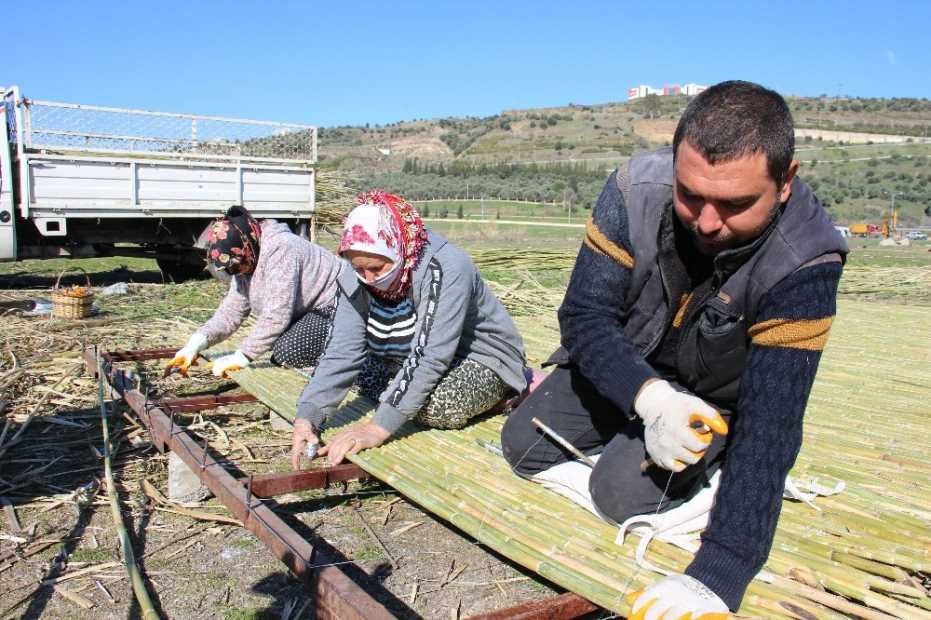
[296,230,527,434]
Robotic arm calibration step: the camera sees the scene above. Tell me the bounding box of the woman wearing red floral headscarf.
[165,206,342,378]
[290,190,527,469]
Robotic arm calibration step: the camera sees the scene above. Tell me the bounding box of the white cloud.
[885,50,897,65]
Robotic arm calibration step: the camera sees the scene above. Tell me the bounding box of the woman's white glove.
[634,379,728,472]
[627,574,729,620]
[164,333,209,377]
[210,350,251,378]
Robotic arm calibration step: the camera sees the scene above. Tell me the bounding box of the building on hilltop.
[628,83,707,100]
[627,85,662,99]
[682,83,707,96]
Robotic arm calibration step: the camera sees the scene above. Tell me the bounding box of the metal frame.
[9,86,32,221]
[19,97,318,165]
[85,346,392,619]
[6,86,317,221]
[21,143,318,167]
[84,346,598,620]
[0,88,18,260]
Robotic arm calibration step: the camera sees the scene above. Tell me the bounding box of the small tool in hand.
[639,418,725,472]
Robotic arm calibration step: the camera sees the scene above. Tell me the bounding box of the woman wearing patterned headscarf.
[290,190,527,469]
[165,206,342,378]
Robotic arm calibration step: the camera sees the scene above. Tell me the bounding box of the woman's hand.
[318,422,391,465]
[164,333,208,377]
[290,418,320,471]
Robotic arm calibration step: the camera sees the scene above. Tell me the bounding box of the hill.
[315,95,931,226]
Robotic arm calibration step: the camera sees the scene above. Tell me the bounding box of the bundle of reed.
[192,293,931,617]
[469,248,577,273]
[97,357,160,619]
[471,249,931,305]
[838,266,931,302]
[487,277,565,316]
[313,170,358,230]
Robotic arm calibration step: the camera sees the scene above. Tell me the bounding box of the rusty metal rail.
[84,345,599,620]
[467,593,599,620]
[160,393,259,413]
[101,348,180,362]
[244,464,371,498]
[84,346,393,619]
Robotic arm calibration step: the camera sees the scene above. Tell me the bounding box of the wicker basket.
[51,268,95,319]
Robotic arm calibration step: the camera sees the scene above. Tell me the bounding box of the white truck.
[1,86,318,280]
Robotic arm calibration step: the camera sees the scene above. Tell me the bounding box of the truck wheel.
[157,253,208,283]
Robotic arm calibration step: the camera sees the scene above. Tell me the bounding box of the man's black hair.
[673,80,795,188]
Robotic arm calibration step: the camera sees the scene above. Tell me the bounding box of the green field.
[412,199,571,220]
[1,231,926,287]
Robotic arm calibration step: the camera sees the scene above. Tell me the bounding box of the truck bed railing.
[3,88,319,222]
[19,97,317,165]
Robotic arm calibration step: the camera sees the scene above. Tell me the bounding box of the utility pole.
[564,189,570,224]
[883,190,899,237]
[891,191,897,235]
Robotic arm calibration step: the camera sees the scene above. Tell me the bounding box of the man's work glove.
[210,350,251,378]
[634,379,728,472]
[626,574,729,620]
[164,333,208,377]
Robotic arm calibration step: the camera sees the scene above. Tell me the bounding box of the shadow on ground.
[0,267,212,290]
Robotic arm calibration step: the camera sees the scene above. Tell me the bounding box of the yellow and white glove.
[210,350,251,378]
[634,379,728,472]
[164,333,208,377]
[627,574,729,620]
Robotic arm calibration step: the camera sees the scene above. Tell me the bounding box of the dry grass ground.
[0,232,928,619]
[0,250,568,620]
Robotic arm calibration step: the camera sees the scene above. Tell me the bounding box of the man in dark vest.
[501,81,847,617]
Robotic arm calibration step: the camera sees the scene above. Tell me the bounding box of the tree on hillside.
[568,176,580,195]
[564,187,579,214]
[638,94,662,119]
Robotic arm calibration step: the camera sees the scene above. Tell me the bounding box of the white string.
[615,470,675,605]
[508,419,678,609]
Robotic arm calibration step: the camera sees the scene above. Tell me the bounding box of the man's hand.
[626,574,729,620]
[210,350,251,378]
[634,379,728,472]
[164,333,208,377]
[318,422,391,466]
[291,418,320,470]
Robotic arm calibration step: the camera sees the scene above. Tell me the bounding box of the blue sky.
[6,1,930,127]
